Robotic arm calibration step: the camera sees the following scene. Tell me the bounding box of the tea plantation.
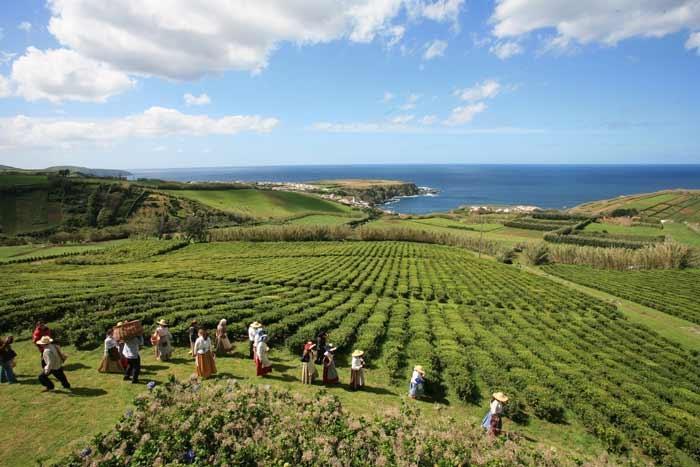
[1,239,699,464]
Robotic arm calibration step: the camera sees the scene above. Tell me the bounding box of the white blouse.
[351,356,364,370]
[104,336,118,352]
[490,399,504,415]
[194,336,212,354]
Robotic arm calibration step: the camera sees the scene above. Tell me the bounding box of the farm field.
[582,221,665,238]
[544,264,700,325]
[367,218,543,245]
[0,173,50,188]
[0,240,128,263]
[164,188,359,220]
[409,216,503,232]
[287,214,356,226]
[1,240,699,464]
[573,190,700,223]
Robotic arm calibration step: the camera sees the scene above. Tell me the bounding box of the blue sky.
[0,0,699,169]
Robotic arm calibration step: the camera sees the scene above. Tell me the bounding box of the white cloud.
[443,102,487,126]
[489,40,523,59]
[45,0,461,80]
[423,39,447,60]
[0,107,279,150]
[10,47,135,103]
[686,32,700,54]
[152,145,167,152]
[382,91,395,102]
[408,0,464,30]
[421,114,437,125]
[454,79,501,101]
[390,114,414,124]
[491,0,700,53]
[399,93,421,110]
[184,93,211,106]
[18,22,32,33]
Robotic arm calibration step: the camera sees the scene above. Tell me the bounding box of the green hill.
[166,188,361,220]
[572,189,700,223]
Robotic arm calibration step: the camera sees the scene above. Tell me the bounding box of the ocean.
[129,164,700,214]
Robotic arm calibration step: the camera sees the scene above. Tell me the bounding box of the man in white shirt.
[37,336,71,391]
[122,335,143,384]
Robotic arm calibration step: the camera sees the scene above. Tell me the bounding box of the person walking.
[408,365,426,399]
[98,329,124,374]
[322,345,339,385]
[255,333,272,377]
[315,331,327,365]
[188,320,198,356]
[301,342,316,384]
[194,329,217,379]
[32,321,52,369]
[350,350,365,390]
[481,392,509,436]
[122,334,143,384]
[253,323,266,361]
[153,320,173,361]
[215,319,232,356]
[37,336,70,391]
[248,322,262,359]
[0,336,17,384]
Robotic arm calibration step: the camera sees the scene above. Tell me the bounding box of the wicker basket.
[113,320,143,341]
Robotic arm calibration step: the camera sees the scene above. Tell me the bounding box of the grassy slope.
[573,190,700,223]
[0,173,49,188]
[582,221,665,237]
[166,189,357,219]
[0,338,607,467]
[367,218,543,245]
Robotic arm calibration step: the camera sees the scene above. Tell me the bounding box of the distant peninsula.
[0,165,132,178]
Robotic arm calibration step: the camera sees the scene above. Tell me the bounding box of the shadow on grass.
[166,357,193,365]
[68,387,108,397]
[141,364,169,373]
[262,373,297,383]
[63,362,89,371]
[327,384,397,396]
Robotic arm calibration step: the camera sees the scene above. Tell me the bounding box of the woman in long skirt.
[408,365,426,399]
[322,345,339,384]
[481,392,508,436]
[255,334,272,377]
[301,342,316,384]
[215,319,232,355]
[194,329,217,378]
[98,329,124,373]
[350,350,365,390]
[153,320,173,361]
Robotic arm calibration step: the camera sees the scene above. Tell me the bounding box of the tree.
[183,214,208,242]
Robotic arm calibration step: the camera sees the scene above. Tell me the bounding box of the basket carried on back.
[113,320,144,341]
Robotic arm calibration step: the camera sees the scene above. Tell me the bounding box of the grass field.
[287,214,356,225]
[573,190,700,223]
[0,173,49,188]
[1,239,699,464]
[368,218,543,245]
[165,189,358,219]
[582,221,664,238]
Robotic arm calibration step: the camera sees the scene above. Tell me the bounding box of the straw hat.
[351,350,364,357]
[492,392,509,403]
[328,344,337,352]
[157,319,168,326]
[116,321,124,327]
[414,365,425,375]
[36,336,53,346]
[251,321,262,328]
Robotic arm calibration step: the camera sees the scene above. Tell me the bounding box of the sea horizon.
[129,164,700,214]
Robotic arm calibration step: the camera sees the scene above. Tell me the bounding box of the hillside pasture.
[1,240,699,464]
[573,190,700,223]
[165,188,358,220]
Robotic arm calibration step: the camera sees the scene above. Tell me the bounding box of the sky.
[0,0,699,169]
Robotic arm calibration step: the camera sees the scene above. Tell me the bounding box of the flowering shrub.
[59,379,600,466]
